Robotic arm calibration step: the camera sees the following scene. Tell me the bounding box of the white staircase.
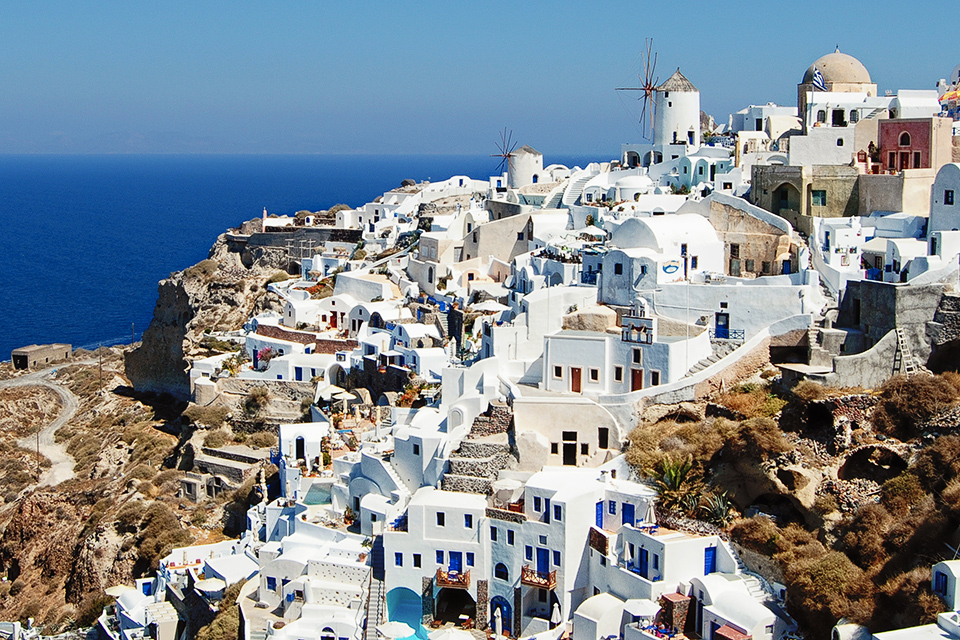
[561,173,594,207]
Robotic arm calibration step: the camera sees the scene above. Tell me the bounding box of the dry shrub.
[136,502,193,571]
[813,493,839,516]
[715,383,787,418]
[183,404,229,427]
[910,435,960,493]
[871,375,957,439]
[941,370,960,396]
[881,473,925,513]
[840,503,893,569]
[203,430,229,449]
[730,516,786,555]
[115,500,146,533]
[871,567,946,632]
[76,592,112,627]
[792,380,828,402]
[783,550,875,635]
[196,582,243,640]
[728,417,791,460]
[247,431,277,449]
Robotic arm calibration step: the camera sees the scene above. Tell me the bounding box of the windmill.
[490,127,518,176]
[616,38,659,140]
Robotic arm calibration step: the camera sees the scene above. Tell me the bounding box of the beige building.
[797,48,877,124]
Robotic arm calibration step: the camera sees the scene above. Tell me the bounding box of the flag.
[813,66,827,91]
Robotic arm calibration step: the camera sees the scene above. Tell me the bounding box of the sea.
[0,153,597,362]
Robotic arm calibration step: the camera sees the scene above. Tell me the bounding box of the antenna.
[615,38,660,141]
[490,128,518,175]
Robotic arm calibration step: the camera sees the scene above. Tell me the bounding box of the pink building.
[878,117,953,172]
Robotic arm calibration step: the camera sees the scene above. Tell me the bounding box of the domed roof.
[802,48,871,85]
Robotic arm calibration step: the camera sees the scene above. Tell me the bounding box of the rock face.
[125,228,286,399]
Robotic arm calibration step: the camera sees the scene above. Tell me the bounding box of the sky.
[0,1,954,156]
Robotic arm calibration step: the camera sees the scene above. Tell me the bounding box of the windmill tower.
[653,69,701,149]
[491,129,542,188]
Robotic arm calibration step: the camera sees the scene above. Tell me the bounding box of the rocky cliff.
[125,224,286,399]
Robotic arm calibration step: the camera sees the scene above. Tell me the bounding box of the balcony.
[435,568,470,589]
[709,328,744,341]
[521,566,556,590]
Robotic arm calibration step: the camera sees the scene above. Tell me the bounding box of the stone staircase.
[681,340,741,378]
[542,185,565,210]
[441,403,517,495]
[724,541,774,601]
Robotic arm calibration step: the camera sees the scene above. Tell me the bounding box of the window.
[267,577,277,591]
[817,110,826,123]
[614,366,623,382]
[598,427,609,449]
[899,132,911,146]
[653,554,659,570]
[889,151,896,169]
[614,263,623,275]
[730,244,740,259]
[589,368,599,382]
[640,264,647,275]
[914,151,921,167]
[609,500,616,515]
[534,496,542,512]
[507,530,515,545]
[371,514,377,522]
[812,190,827,207]
[551,443,559,454]
[414,554,421,568]
[946,190,955,206]
[395,553,403,567]
[436,512,445,527]
[495,563,509,580]
[691,256,698,269]
[413,444,420,455]
[553,550,561,565]
[491,526,498,542]
[563,431,576,441]
[465,514,473,528]
[633,349,642,365]
[554,504,562,521]
[466,552,474,566]
[836,138,843,147]
[472,232,477,243]
[539,535,548,545]
[762,261,770,274]
[651,371,661,386]
[553,366,563,379]
[517,232,524,241]
[723,182,733,190]
[581,443,589,455]
[525,545,533,561]
[436,550,444,564]
[935,571,948,595]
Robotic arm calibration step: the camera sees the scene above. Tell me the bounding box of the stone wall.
[693,336,771,398]
[256,324,316,345]
[468,403,513,438]
[440,474,492,495]
[729,541,785,584]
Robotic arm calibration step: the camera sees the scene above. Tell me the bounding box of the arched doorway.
[490,595,512,635]
[772,183,800,215]
[295,436,305,461]
[387,587,426,639]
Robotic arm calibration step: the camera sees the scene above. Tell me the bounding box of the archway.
[772,183,801,215]
[549,272,563,287]
[387,587,427,639]
[490,595,512,635]
[838,446,907,483]
[435,588,476,624]
[295,436,305,461]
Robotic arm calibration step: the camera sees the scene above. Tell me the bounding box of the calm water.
[0,154,595,361]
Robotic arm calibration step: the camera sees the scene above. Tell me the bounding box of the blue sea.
[0,154,597,361]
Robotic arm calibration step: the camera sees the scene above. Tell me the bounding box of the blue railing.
[580,271,598,285]
[709,328,745,341]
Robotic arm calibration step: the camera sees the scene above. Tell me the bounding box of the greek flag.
[813,66,827,91]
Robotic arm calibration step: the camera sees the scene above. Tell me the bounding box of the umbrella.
[493,607,503,639]
[334,390,356,412]
[472,300,509,313]
[550,602,562,628]
[622,541,632,566]
[317,384,346,401]
[623,598,661,619]
[378,622,414,639]
[429,629,475,640]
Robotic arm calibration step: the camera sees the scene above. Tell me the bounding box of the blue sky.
[0,1,952,156]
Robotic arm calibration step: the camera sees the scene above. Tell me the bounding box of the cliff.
[125,224,286,399]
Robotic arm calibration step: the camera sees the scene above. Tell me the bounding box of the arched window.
[899,132,911,146]
[532,174,538,184]
[428,266,434,283]
[817,110,826,123]
[495,563,509,580]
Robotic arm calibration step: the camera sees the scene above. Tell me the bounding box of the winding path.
[1,364,87,487]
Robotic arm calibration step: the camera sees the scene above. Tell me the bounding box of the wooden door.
[631,368,643,391]
[570,367,581,393]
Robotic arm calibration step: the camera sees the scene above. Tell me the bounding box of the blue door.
[295,367,303,381]
[704,547,717,574]
[596,501,603,528]
[782,260,791,275]
[715,313,729,339]
[622,503,635,526]
[449,551,462,573]
[536,548,550,574]
[638,548,649,578]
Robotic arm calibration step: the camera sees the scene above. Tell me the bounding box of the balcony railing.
[709,328,745,341]
[435,568,470,589]
[521,566,556,590]
[580,271,598,285]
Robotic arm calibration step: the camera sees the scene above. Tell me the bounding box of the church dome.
[801,49,871,85]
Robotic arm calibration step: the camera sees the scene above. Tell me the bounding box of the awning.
[623,598,661,619]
